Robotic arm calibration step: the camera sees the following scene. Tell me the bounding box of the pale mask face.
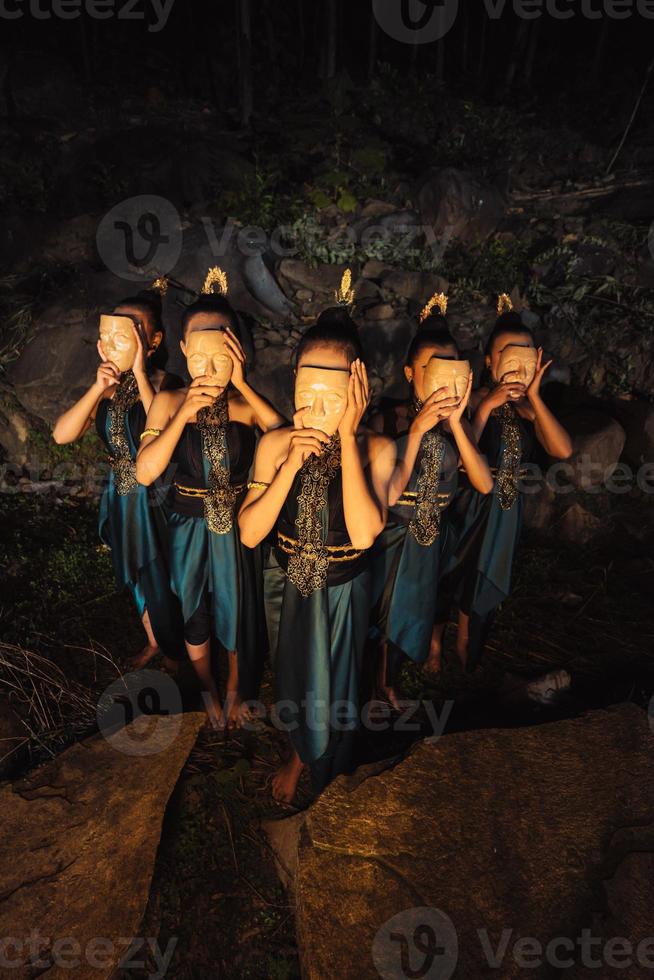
[99,314,138,373]
[423,358,471,401]
[295,365,350,435]
[496,345,537,386]
[184,330,233,386]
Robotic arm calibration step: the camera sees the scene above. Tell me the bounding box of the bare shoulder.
[228,390,256,425]
[258,423,293,453]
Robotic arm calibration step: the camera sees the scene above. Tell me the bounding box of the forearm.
[388,430,422,506]
[530,396,573,459]
[52,385,103,444]
[450,418,493,494]
[134,371,156,414]
[471,400,493,443]
[136,410,186,485]
[238,381,285,432]
[341,435,384,548]
[238,461,296,547]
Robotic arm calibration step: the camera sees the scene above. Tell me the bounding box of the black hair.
[295,306,363,366]
[406,313,458,366]
[115,289,169,372]
[485,311,534,356]
[181,294,241,340]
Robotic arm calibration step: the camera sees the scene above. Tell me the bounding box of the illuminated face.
[184,330,233,386]
[495,344,538,386]
[99,314,138,373]
[295,365,350,435]
[423,358,471,401]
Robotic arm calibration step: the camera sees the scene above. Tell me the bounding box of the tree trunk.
[523,19,541,86]
[324,0,338,80]
[368,10,378,79]
[503,18,530,94]
[592,18,610,86]
[236,0,253,128]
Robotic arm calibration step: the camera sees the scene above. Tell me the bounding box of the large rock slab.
[0,711,204,978]
[416,167,506,245]
[274,704,654,980]
[564,409,626,489]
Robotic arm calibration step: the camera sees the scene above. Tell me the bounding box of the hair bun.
[316,305,360,334]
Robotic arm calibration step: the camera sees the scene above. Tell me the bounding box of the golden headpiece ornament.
[202,266,229,296]
[150,276,169,296]
[497,293,513,315]
[334,268,355,307]
[419,291,448,323]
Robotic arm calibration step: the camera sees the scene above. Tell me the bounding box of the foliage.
[0,264,77,373]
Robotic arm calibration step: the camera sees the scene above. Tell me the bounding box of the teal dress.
[168,418,266,701]
[96,394,185,661]
[370,422,459,666]
[269,460,371,793]
[440,405,535,669]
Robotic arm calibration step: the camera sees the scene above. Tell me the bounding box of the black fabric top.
[95,397,145,457]
[171,419,256,518]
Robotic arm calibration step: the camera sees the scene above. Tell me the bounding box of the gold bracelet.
[140,428,162,440]
[247,480,270,491]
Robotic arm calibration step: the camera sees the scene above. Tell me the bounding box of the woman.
[441,296,573,671]
[136,270,284,729]
[52,285,185,670]
[239,303,395,803]
[369,296,493,698]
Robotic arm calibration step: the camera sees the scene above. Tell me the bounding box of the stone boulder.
[268,704,653,980]
[0,711,204,979]
[611,398,654,468]
[416,168,506,245]
[0,695,25,779]
[564,409,626,490]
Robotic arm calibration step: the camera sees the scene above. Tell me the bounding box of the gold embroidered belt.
[175,482,246,498]
[396,491,451,508]
[490,467,530,478]
[276,531,363,563]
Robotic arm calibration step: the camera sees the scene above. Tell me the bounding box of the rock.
[41,214,97,266]
[359,200,398,219]
[0,696,25,779]
[416,168,506,245]
[247,343,296,422]
[359,317,416,400]
[0,388,49,468]
[560,501,605,545]
[278,260,347,296]
[522,482,557,532]
[295,289,313,301]
[364,303,395,321]
[361,260,390,280]
[0,711,204,978]
[564,410,626,489]
[379,269,449,304]
[610,398,654,467]
[270,704,653,980]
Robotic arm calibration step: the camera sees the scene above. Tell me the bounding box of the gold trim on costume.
[277,531,362,563]
[175,482,245,498]
[140,428,162,440]
[151,276,169,296]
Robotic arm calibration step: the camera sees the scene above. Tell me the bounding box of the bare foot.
[129,643,160,669]
[224,691,253,730]
[272,754,304,804]
[424,648,442,675]
[202,692,225,731]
